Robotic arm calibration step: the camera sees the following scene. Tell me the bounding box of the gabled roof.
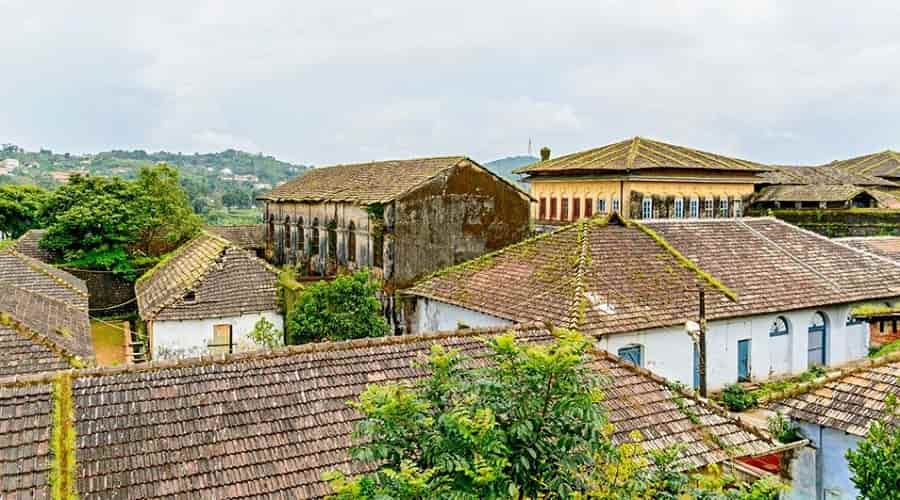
[0,324,779,499]
[12,228,54,262]
[514,137,768,175]
[770,353,900,437]
[135,232,279,321]
[837,236,900,262]
[0,247,87,311]
[204,224,266,250]
[754,184,870,203]
[759,165,897,187]
[828,150,900,179]
[407,216,900,335]
[259,156,466,204]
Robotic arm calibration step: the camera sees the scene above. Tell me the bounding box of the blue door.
[808,312,827,368]
[693,343,701,390]
[737,339,751,382]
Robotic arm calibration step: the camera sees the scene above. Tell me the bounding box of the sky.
[1,1,899,167]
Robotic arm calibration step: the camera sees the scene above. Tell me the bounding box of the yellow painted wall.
[528,178,755,219]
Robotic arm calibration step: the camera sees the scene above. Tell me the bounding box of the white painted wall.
[414,298,871,391]
[415,298,513,333]
[151,311,284,360]
[797,421,862,500]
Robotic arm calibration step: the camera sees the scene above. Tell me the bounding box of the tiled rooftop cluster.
[0,324,777,499]
[204,224,267,250]
[837,236,900,263]
[828,150,900,179]
[759,165,897,187]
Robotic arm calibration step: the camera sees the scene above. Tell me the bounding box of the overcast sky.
[1,1,898,166]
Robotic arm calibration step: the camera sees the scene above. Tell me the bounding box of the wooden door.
[211,324,232,355]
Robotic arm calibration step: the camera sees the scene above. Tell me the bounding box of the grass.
[90,319,126,366]
[749,365,827,403]
[870,339,900,358]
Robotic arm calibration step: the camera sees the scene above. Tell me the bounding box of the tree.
[248,315,283,349]
[130,164,202,255]
[286,271,389,344]
[0,184,49,238]
[846,393,900,500]
[326,331,786,500]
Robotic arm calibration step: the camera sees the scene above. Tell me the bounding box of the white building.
[405,216,900,392]
[136,231,283,360]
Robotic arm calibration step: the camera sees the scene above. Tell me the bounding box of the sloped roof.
[759,165,897,187]
[204,224,266,250]
[514,137,767,175]
[0,382,53,499]
[837,236,900,262]
[828,150,900,179]
[0,324,779,499]
[0,282,93,376]
[259,156,467,204]
[135,232,278,321]
[753,184,869,203]
[0,248,87,310]
[12,229,54,262]
[770,353,900,436]
[407,217,900,336]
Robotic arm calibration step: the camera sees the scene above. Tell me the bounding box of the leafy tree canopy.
[846,393,900,500]
[326,330,786,500]
[286,271,389,344]
[0,184,49,238]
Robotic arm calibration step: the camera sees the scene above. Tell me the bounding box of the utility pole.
[698,288,708,398]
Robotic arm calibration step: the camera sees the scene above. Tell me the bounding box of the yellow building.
[514,137,766,221]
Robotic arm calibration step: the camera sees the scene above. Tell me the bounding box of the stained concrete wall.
[414,298,513,333]
[150,311,283,360]
[796,421,862,500]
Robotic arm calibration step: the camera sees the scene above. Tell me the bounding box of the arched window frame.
[310,217,320,256]
[641,197,653,219]
[597,197,607,214]
[769,316,790,337]
[611,197,621,214]
[689,197,700,218]
[297,217,305,255]
[674,198,684,218]
[719,198,729,217]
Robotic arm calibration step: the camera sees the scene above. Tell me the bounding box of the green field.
[90,319,127,366]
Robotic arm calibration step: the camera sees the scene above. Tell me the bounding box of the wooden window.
[611,197,620,213]
[297,217,305,255]
[737,339,751,382]
[539,197,547,220]
[597,198,606,213]
[719,198,729,217]
[641,198,653,219]
[704,198,714,217]
[674,198,684,218]
[211,324,232,355]
[584,198,593,217]
[561,198,569,221]
[618,345,643,367]
[550,198,558,219]
[572,198,581,220]
[310,218,320,255]
[689,197,700,218]
[347,222,356,263]
[733,198,743,217]
[283,216,291,259]
[769,316,789,337]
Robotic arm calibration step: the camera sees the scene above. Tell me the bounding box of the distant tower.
[528,138,533,156]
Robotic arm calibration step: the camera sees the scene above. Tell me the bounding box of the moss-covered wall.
[752,208,900,237]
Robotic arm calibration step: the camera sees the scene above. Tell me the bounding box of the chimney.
[540,146,551,161]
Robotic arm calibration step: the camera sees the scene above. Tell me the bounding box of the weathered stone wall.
[392,160,531,289]
[752,209,900,237]
[62,268,143,315]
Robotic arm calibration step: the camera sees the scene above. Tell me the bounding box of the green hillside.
[483,155,537,189]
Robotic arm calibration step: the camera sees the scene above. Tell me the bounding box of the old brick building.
[258,156,531,290]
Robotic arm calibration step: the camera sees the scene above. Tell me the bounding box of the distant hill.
[483,155,537,189]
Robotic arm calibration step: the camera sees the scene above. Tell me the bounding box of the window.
[183,291,196,303]
[310,218,320,255]
[283,216,292,261]
[573,198,581,220]
[597,198,607,213]
[689,197,700,218]
[211,324,233,355]
[539,198,547,220]
[704,198,714,217]
[347,221,356,263]
[612,197,621,213]
[297,217,305,255]
[674,198,684,218]
[769,316,789,337]
[550,198,558,219]
[733,198,743,217]
[641,197,653,219]
[808,312,828,368]
[617,345,643,367]
[561,198,569,220]
[719,198,729,217]
[584,198,593,217]
[737,339,751,382]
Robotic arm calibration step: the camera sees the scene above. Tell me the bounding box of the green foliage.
[249,315,283,349]
[870,339,900,358]
[286,271,389,344]
[50,372,78,500]
[846,393,900,500]
[721,384,758,412]
[750,365,827,402]
[0,184,49,238]
[766,412,803,444]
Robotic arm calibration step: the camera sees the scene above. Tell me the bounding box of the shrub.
[767,412,803,443]
[248,316,282,349]
[722,384,757,412]
[286,271,388,344]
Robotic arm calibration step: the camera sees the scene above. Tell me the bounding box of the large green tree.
[846,394,900,500]
[325,330,786,500]
[286,271,389,344]
[0,184,49,238]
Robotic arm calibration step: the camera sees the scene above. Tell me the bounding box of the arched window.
[297,217,305,255]
[539,198,547,220]
[769,316,789,337]
[733,198,743,217]
[611,197,620,213]
[327,220,337,259]
[561,198,569,220]
[674,198,684,218]
[808,312,828,367]
[719,198,729,217]
[597,197,607,213]
[641,197,653,219]
[310,218,320,256]
[689,197,700,218]
[704,197,714,217]
[347,221,357,263]
[550,197,558,219]
[283,216,291,261]
[618,344,643,367]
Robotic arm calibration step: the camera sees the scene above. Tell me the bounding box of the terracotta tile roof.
[828,150,900,179]
[0,248,87,311]
[759,165,897,187]
[753,184,869,203]
[205,224,266,250]
[258,156,467,204]
[12,229,54,262]
[514,137,768,175]
[407,217,900,335]
[836,236,900,262]
[770,353,900,436]
[0,324,778,499]
[0,383,53,499]
[0,283,93,376]
[135,232,279,321]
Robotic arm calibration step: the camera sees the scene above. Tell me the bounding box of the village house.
[834,236,900,344]
[404,215,900,392]
[751,165,900,210]
[258,156,532,291]
[513,137,767,222]
[135,231,282,360]
[0,323,810,499]
[0,247,93,375]
[770,352,900,500]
